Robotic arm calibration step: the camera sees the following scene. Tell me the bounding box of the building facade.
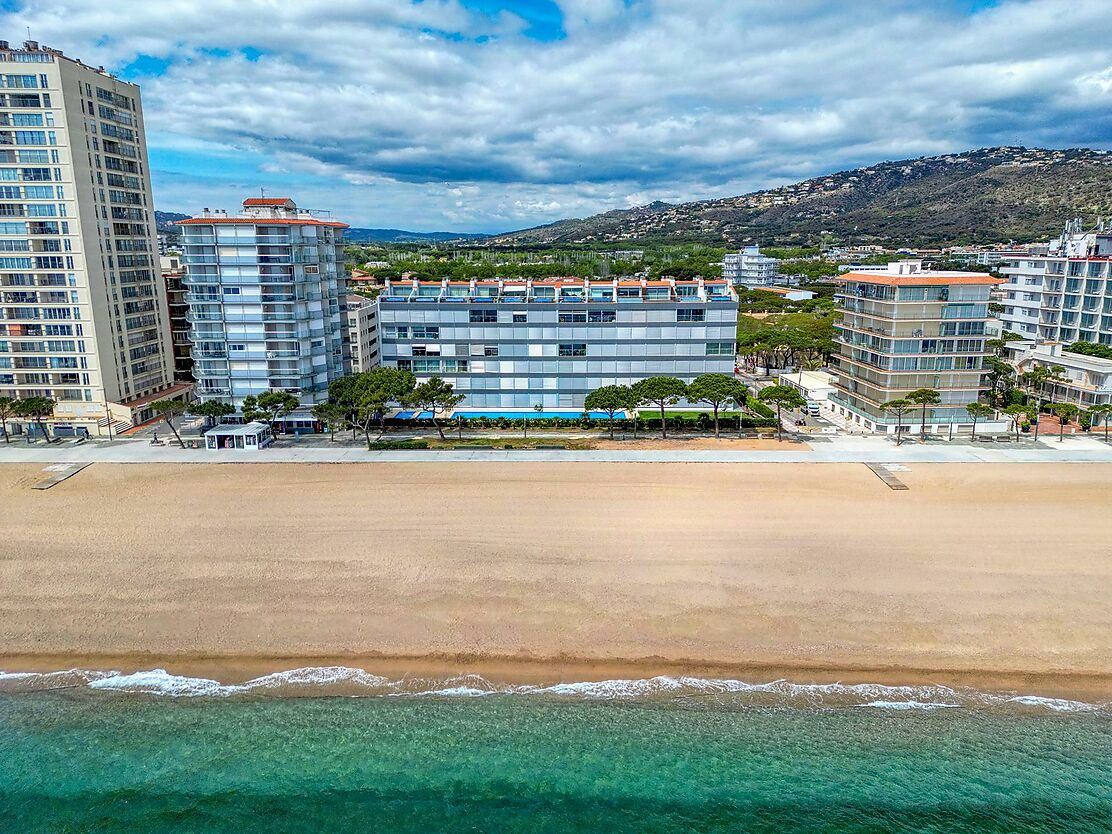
[178,197,347,419]
[343,293,378,373]
[0,40,182,437]
[722,246,780,287]
[1005,340,1112,410]
[160,254,192,383]
[998,221,1112,343]
[831,261,997,433]
[376,276,738,413]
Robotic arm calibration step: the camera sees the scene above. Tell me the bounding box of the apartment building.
[831,261,998,433]
[998,221,1112,344]
[178,197,347,425]
[376,276,738,413]
[722,245,781,287]
[0,40,182,437]
[1006,341,1112,409]
[343,293,378,373]
[160,254,192,383]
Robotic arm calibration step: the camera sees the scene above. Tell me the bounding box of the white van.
[805,400,822,417]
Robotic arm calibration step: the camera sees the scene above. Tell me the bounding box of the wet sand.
[1,462,1111,695]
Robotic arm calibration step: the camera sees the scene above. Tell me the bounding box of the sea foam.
[1,666,1107,713]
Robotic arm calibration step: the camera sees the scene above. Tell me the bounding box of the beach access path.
[2,432,1112,463]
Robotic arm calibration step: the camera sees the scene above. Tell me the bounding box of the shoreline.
[3,462,1111,700]
[4,652,1112,702]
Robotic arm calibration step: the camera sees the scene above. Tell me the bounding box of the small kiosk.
[204,421,273,451]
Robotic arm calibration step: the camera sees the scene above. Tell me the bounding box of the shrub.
[369,439,429,450]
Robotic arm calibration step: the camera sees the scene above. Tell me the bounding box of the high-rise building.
[0,40,183,438]
[160,254,192,383]
[343,293,378,374]
[831,261,998,433]
[998,220,1112,344]
[376,276,738,413]
[722,246,781,287]
[178,197,347,430]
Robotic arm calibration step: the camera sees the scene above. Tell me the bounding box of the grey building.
[376,277,738,414]
[179,197,347,425]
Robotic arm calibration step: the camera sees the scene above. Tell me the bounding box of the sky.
[1,0,1110,232]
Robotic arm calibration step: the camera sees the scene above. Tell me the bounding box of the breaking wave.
[1,667,1107,713]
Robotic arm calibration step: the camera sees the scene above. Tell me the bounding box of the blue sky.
[2,0,1110,232]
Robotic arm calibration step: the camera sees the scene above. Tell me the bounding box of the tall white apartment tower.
[179,197,348,430]
[0,40,183,438]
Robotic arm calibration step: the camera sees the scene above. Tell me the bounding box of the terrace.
[378,277,738,304]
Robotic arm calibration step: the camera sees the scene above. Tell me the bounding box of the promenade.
[2,433,1112,464]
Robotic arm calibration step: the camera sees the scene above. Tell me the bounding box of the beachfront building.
[722,246,780,287]
[1005,340,1112,410]
[178,197,347,427]
[343,293,378,373]
[998,220,1112,343]
[0,40,185,438]
[831,261,998,433]
[376,276,738,414]
[161,255,192,383]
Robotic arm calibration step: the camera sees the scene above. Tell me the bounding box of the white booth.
[204,421,273,451]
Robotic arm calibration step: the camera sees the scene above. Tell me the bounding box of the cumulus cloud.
[3,0,1111,231]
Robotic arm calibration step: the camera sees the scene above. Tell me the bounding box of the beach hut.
[204,421,273,451]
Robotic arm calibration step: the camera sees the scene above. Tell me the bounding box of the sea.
[1,668,1110,833]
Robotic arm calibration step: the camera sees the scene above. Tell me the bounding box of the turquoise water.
[1,671,1110,833]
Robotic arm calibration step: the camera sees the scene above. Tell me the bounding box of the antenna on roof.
[260,186,266,198]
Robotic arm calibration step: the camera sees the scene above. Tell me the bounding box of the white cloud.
[3,0,1111,231]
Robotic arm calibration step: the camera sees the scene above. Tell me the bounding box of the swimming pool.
[452,411,628,420]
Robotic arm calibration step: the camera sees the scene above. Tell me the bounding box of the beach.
[2,461,1111,697]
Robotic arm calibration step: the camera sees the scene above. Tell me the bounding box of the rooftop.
[838,261,997,286]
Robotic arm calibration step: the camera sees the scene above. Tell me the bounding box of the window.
[587,310,616,322]
[222,287,241,295]
[484,345,499,356]
[396,359,412,370]
[706,341,734,356]
[385,325,409,339]
[677,308,705,322]
[412,325,440,339]
[228,343,246,351]
[304,265,319,274]
[443,359,469,372]
[470,309,497,323]
[512,311,527,323]
[559,311,587,323]
[558,343,586,357]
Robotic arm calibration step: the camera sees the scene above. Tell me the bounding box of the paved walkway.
[2,434,1111,464]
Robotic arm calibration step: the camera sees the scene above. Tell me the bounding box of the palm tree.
[965,403,994,441]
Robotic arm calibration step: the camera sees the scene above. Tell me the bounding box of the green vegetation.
[1066,341,1112,360]
[778,259,839,280]
[151,399,188,448]
[965,403,995,441]
[329,366,418,447]
[736,311,835,372]
[242,391,300,435]
[407,376,465,440]
[0,396,16,443]
[882,399,913,445]
[14,396,55,440]
[686,373,746,438]
[906,388,942,440]
[189,400,236,426]
[583,384,639,439]
[1047,402,1079,442]
[632,376,688,438]
[1088,403,1112,442]
[311,402,348,442]
[757,385,806,442]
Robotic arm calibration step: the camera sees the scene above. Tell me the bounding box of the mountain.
[154,211,190,233]
[488,147,1112,247]
[345,228,490,244]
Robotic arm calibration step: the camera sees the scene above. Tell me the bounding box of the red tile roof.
[838,271,998,286]
[242,197,294,206]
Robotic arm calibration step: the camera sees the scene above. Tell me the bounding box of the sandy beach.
[2,461,1111,696]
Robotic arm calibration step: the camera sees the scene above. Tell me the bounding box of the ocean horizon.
[2,667,1110,833]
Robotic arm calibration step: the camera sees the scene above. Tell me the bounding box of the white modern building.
[0,40,185,438]
[998,220,1112,343]
[722,246,780,287]
[1006,340,1112,409]
[376,276,738,414]
[179,197,347,427]
[343,293,378,373]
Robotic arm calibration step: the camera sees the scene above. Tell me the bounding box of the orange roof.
[243,197,294,206]
[838,270,998,286]
[177,218,348,228]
